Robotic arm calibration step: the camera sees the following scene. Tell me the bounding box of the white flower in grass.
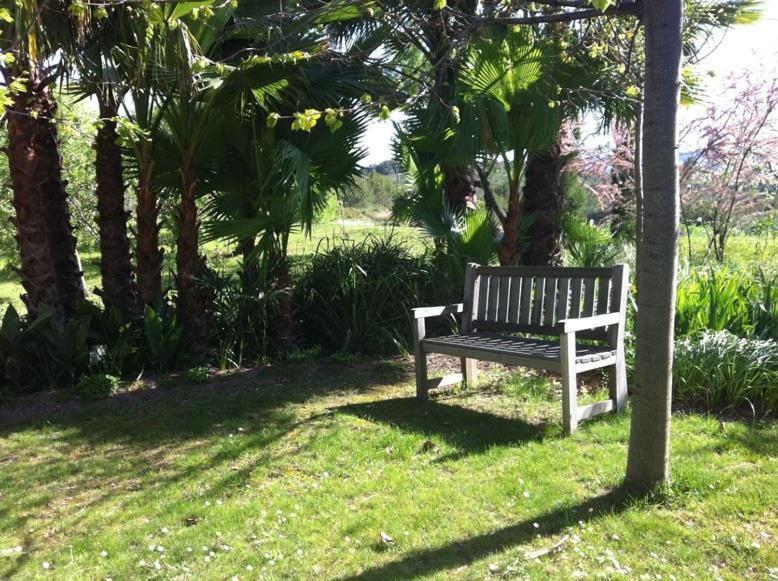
[42,562,52,570]
[523,491,530,498]
[246,565,254,571]
[101,550,109,558]
[533,522,540,529]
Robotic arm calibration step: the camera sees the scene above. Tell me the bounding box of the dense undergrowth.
[1,226,776,415]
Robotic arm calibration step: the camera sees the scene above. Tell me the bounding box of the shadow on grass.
[341,488,638,580]
[0,360,409,442]
[0,360,413,578]
[336,397,546,460]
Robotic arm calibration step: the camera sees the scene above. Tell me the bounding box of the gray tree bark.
[624,1,683,492]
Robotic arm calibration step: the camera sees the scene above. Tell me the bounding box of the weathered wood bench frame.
[412,263,629,434]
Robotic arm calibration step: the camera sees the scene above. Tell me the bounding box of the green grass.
[0,360,775,579]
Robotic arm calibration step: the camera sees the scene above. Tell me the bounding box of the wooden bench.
[412,263,630,434]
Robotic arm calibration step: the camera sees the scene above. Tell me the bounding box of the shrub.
[199,267,278,368]
[562,216,621,267]
[0,304,93,393]
[74,374,120,400]
[674,330,777,413]
[143,303,183,374]
[676,268,777,340]
[295,236,452,355]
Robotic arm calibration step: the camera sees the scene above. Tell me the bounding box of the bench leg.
[560,332,578,435]
[461,358,478,387]
[413,318,429,400]
[608,349,628,413]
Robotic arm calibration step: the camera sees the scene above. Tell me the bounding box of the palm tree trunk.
[624,1,683,492]
[498,179,523,266]
[4,71,85,317]
[176,157,205,333]
[95,100,137,314]
[135,141,162,306]
[520,143,564,266]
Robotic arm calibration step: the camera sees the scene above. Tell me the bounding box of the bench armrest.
[412,303,465,320]
[558,312,621,333]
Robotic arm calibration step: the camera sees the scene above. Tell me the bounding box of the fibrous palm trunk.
[4,71,85,317]
[176,158,206,334]
[95,100,137,314]
[498,179,523,266]
[625,0,683,492]
[135,140,162,306]
[520,143,564,266]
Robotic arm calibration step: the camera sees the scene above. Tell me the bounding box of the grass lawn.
[0,358,775,579]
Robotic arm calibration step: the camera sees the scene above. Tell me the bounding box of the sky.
[359,3,778,166]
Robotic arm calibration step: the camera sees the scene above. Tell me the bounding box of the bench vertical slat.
[497,275,510,323]
[531,277,546,326]
[476,272,489,325]
[509,276,523,324]
[569,278,583,319]
[519,276,533,325]
[487,275,500,322]
[582,278,596,317]
[596,277,611,315]
[462,263,478,333]
[607,264,629,413]
[543,277,557,327]
[556,277,570,323]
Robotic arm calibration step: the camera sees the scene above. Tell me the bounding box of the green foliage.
[286,345,322,363]
[0,304,94,392]
[183,366,210,384]
[674,330,777,413]
[343,170,403,209]
[676,268,777,340]
[295,236,450,355]
[74,373,119,400]
[562,215,621,267]
[199,267,278,369]
[143,304,183,373]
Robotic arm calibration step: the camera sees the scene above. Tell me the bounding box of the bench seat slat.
[422,333,616,366]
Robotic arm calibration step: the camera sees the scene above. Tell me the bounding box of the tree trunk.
[175,158,205,333]
[442,164,477,209]
[624,1,683,492]
[498,179,523,266]
[634,102,644,245]
[95,100,137,314]
[520,143,564,266]
[135,141,162,306]
[4,71,85,317]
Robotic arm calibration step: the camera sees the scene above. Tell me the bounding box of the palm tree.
[1,0,85,317]
[201,31,373,347]
[71,6,137,314]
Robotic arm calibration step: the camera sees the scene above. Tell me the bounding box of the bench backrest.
[462,264,629,341]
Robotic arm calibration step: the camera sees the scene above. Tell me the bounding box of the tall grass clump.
[674,330,777,414]
[676,268,777,340]
[295,236,451,355]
